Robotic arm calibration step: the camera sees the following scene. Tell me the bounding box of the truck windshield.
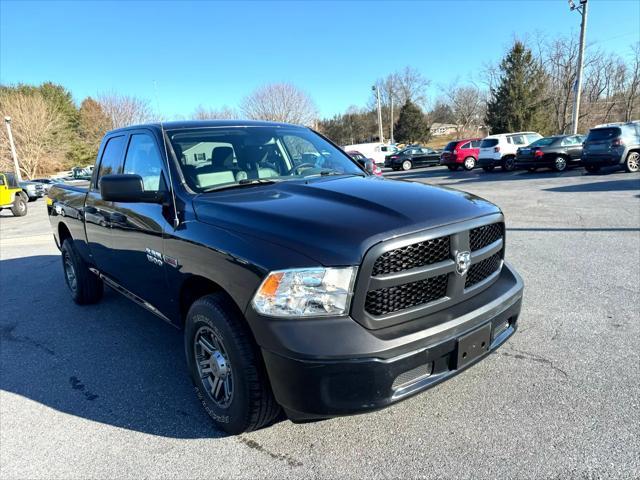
[168,127,364,192]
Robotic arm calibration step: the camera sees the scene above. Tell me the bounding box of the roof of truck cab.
[107,120,308,135]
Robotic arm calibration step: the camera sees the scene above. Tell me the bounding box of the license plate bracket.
[456,323,492,369]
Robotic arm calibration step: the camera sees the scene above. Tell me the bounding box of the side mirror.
[100,174,164,203]
[364,159,376,175]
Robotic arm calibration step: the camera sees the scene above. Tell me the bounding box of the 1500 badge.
[145,248,179,268]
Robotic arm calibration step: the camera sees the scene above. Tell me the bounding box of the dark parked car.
[346,150,382,176]
[440,138,482,171]
[48,120,523,434]
[582,122,640,173]
[32,178,62,193]
[385,147,441,171]
[515,134,585,172]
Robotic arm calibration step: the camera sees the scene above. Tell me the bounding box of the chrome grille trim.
[351,213,505,330]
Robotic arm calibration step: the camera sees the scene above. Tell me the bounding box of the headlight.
[252,267,357,317]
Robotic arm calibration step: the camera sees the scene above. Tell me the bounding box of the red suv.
[440,138,482,171]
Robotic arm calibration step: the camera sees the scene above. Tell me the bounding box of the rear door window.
[95,135,126,189]
[509,135,527,145]
[460,142,471,149]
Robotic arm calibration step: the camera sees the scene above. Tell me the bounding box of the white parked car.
[478,132,542,172]
[342,142,398,166]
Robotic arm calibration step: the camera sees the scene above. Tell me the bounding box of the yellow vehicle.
[0,172,28,217]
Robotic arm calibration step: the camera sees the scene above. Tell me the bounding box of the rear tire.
[61,239,103,305]
[185,294,281,434]
[502,156,515,171]
[553,156,568,172]
[10,195,27,217]
[463,157,476,170]
[401,160,412,171]
[624,151,639,173]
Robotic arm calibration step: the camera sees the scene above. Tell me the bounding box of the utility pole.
[4,116,22,182]
[372,85,384,143]
[390,96,394,144]
[569,0,588,134]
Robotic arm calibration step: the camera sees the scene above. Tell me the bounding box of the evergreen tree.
[394,101,429,143]
[486,41,550,134]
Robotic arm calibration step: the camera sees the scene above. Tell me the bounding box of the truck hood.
[193,176,500,266]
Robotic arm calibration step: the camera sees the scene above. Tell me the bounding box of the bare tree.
[442,83,486,135]
[192,105,237,120]
[0,91,67,178]
[240,83,317,126]
[371,66,431,137]
[97,92,154,129]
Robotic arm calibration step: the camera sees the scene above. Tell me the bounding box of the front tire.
[61,239,103,304]
[625,151,639,173]
[401,160,412,171]
[185,294,281,434]
[10,194,27,217]
[463,157,476,170]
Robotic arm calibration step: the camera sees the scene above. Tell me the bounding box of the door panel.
[84,134,127,274]
[108,130,172,314]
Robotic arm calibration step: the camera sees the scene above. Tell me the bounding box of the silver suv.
[582,121,640,173]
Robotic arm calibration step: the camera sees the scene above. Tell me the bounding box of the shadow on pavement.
[0,254,234,439]
[543,178,640,193]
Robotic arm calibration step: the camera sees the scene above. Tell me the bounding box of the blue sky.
[1,0,638,118]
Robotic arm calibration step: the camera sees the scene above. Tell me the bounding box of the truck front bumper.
[254,263,524,420]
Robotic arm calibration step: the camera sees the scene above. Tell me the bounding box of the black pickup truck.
[47,120,523,434]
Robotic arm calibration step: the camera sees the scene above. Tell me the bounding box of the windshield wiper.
[311,170,366,178]
[201,178,280,193]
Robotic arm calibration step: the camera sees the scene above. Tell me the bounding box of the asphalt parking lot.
[1,166,639,479]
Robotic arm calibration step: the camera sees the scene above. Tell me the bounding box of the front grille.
[469,222,503,251]
[365,274,448,316]
[372,235,450,276]
[354,216,506,327]
[465,252,502,288]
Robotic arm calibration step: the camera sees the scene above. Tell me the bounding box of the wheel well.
[179,275,238,325]
[58,223,72,245]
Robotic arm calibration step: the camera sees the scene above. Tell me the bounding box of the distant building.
[430,123,458,136]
